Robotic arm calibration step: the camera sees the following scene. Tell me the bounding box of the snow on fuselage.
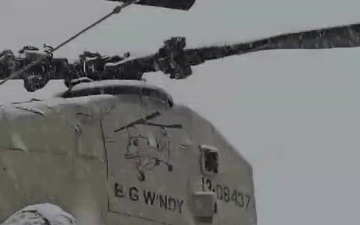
[0,80,256,225]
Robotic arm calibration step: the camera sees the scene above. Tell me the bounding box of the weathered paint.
[0,81,256,225]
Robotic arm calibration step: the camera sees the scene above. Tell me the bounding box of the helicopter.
[1,0,360,225]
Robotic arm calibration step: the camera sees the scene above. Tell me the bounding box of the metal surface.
[0,81,256,225]
[105,0,197,11]
[5,1,360,224]
[2,22,360,92]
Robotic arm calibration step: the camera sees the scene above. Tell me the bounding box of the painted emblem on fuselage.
[115,111,182,181]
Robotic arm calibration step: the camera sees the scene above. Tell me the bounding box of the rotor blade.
[106,0,196,10]
[102,22,360,79]
[111,22,360,76]
[265,22,360,49]
[6,21,360,87]
[184,22,360,65]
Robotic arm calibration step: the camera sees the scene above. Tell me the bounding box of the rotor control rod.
[0,0,138,87]
[1,19,360,92]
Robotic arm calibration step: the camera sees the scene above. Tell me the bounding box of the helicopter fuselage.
[0,80,256,225]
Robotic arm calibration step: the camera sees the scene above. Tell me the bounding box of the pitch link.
[0,0,138,87]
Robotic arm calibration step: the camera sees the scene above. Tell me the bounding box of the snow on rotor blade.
[264,22,360,49]
[183,22,360,65]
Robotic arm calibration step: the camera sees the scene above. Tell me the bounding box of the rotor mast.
[0,0,196,88]
[1,0,360,92]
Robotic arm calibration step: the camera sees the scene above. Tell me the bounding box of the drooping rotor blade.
[4,21,360,92]
[100,22,360,80]
[184,22,360,65]
[106,0,196,10]
[265,22,360,49]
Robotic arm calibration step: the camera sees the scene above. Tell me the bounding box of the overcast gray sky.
[1,0,360,225]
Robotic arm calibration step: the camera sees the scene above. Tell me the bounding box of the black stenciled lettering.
[201,177,205,191]
[129,187,139,201]
[201,177,253,210]
[159,194,168,210]
[176,199,184,214]
[168,197,176,211]
[223,186,230,202]
[202,177,214,192]
[114,183,186,213]
[216,184,223,200]
[231,190,238,205]
[206,179,212,191]
[237,192,244,207]
[245,194,251,208]
[114,183,125,198]
[201,177,212,191]
[143,190,156,205]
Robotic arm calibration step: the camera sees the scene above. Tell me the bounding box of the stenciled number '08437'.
[201,177,252,209]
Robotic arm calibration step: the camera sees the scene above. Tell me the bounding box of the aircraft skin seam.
[99,119,110,177]
[99,118,111,213]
